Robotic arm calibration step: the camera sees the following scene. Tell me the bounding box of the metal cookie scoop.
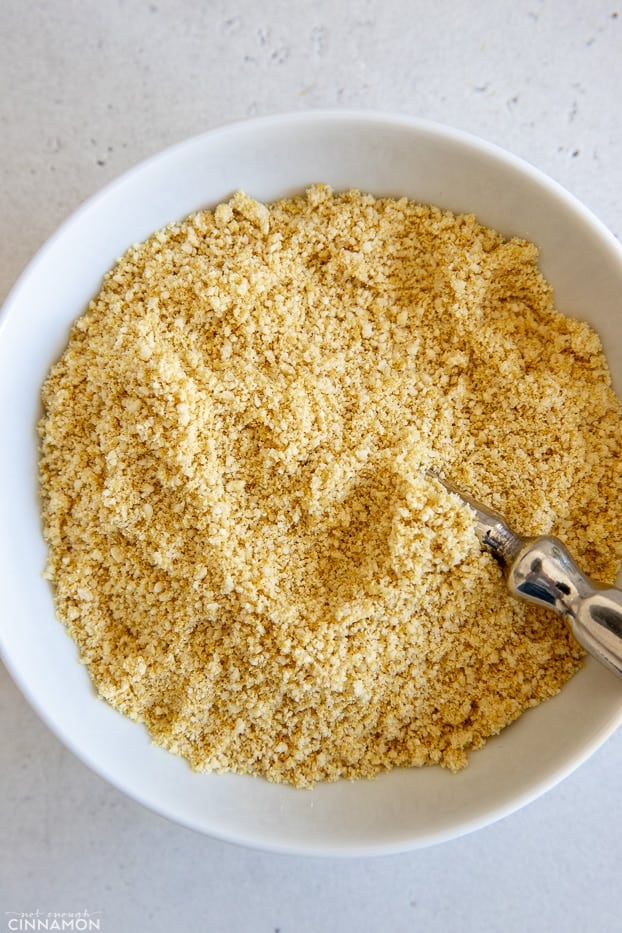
[429,472,622,678]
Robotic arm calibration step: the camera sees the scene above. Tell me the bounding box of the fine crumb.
[39,185,622,787]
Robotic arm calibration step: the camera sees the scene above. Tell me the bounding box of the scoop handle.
[507,535,622,678]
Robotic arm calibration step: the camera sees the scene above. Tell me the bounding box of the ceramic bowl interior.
[2,111,622,856]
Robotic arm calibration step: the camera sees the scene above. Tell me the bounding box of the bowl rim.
[4,106,622,331]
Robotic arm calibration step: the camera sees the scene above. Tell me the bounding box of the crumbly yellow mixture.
[39,185,622,786]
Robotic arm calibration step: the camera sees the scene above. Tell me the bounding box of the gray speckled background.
[2,1,622,931]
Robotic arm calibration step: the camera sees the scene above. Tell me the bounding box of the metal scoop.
[429,471,622,678]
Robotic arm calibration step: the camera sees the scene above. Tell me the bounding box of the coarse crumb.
[39,185,622,787]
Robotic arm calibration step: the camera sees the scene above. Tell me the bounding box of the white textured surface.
[2,0,622,929]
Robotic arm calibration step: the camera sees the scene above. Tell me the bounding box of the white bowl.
[2,111,622,856]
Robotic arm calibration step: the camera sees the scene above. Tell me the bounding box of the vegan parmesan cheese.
[39,185,622,786]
